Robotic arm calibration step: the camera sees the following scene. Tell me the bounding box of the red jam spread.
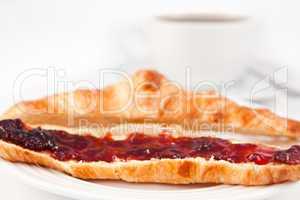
[0,119,300,165]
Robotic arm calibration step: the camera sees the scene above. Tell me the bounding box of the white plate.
[1,158,295,200]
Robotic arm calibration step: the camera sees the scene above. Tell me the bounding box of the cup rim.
[156,9,250,23]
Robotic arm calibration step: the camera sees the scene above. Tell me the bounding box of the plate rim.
[1,159,289,200]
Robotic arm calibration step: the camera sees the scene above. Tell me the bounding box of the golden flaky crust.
[2,70,300,138]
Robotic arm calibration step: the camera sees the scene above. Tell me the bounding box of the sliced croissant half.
[0,118,300,185]
[2,70,300,138]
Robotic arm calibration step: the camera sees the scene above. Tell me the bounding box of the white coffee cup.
[143,11,262,85]
[120,12,261,84]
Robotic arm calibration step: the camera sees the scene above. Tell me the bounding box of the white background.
[1,0,300,199]
[1,0,300,108]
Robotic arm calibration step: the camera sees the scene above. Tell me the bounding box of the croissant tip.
[132,69,166,86]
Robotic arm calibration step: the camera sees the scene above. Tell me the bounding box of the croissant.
[2,70,300,138]
[0,118,300,185]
